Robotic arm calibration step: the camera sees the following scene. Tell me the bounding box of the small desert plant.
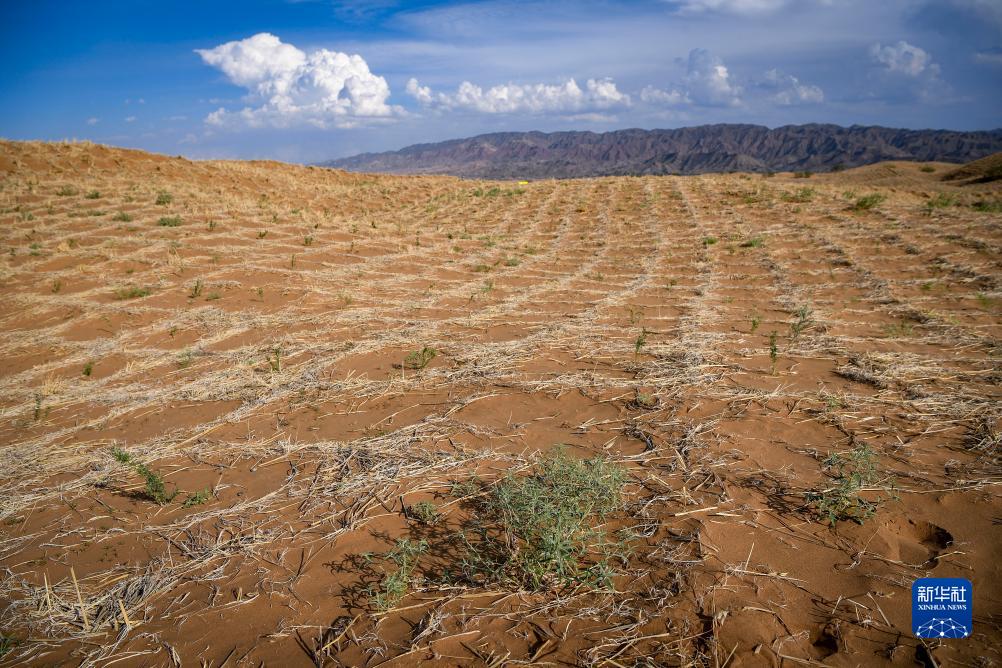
[407,500,441,526]
[781,187,814,203]
[884,321,915,337]
[303,235,314,246]
[740,236,764,248]
[451,451,628,591]
[112,212,133,222]
[205,291,221,301]
[919,165,936,173]
[925,193,957,211]
[257,230,268,239]
[51,280,62,293]
[790,305,813,340]
[183,489,212,508]
[176,350,195,369]
[368,538,428,611]
[793,171,813,179]
[404,346,437,370]
[805,444,890,525]
[268,348,282,372]
[634,328,649,357]
[189,279,203,299]
[83,362,93,377]
[114,286,151,300]
[155,191,173,205]
[0,634,17,658]
[157,216,181,227]
[111,448,179,505]
[702,236,718,247]
[851,193,886,211]
[750,314,761,334]
[504,256,520,267]
[207,220,217,231]
[85,190,101,199]
[768,331,778,374]
[971,200,1002,213]
[630,390,658,409]
[33,394,47,422]
[56,185,78,196]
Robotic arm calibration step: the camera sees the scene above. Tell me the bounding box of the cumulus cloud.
[759,69,824,105]
[870,41,938,77]
[196,32,399,129]
[405,77,630,114]
[641,49,741,108]
[684,49,742,106]
[640,85,689,105]
[644,48,742,109]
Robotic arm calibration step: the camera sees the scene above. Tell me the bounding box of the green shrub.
[112,448,179,505]
[114,286,151,299]
[368,538,427,611]
[851,193,886,210]
[404,347,436,370]
[805,444,890,525]
[157,216,181,227]
[453,451,627,590]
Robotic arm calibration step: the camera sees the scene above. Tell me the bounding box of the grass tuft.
[404,346,437,370]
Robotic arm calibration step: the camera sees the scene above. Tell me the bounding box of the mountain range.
[320,124,1002,179]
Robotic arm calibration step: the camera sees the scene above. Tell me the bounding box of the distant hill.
[941,151,1002,185]
[320,124,1002,179]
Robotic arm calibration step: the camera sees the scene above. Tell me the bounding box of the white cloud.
[640,49,741,108]
[196,32,400,129]
[86,117,99,126]
[640,85,689,106]
[683,49,742,106]
[125,116,137,123]
[870,41,937,77]
[406,77,630,114]
[760,69,824,105]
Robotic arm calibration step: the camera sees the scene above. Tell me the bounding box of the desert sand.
[0,140,999,666]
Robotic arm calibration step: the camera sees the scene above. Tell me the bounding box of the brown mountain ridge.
[321,123,1002,178]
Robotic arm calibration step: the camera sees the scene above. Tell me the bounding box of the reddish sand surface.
[0,141,1000,666]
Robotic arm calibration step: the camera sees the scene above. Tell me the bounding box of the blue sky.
[1,0,1000,162]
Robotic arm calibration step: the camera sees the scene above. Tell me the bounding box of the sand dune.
[0,140,1000,666]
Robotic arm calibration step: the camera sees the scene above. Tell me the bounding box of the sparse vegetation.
[769,331,778,374]
[403,346,437,370]
[781,187,814,203]
[157,216,181,227]
[851,193,886,210]
[111,448,179,505]
[367,538,428,611]
[155,191,173,205]
[805,444,891,525]
[114,285,151,299]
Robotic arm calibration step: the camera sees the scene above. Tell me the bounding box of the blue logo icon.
[912,578,972,639]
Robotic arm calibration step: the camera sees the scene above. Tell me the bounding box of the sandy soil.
[0,141,1000,667]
